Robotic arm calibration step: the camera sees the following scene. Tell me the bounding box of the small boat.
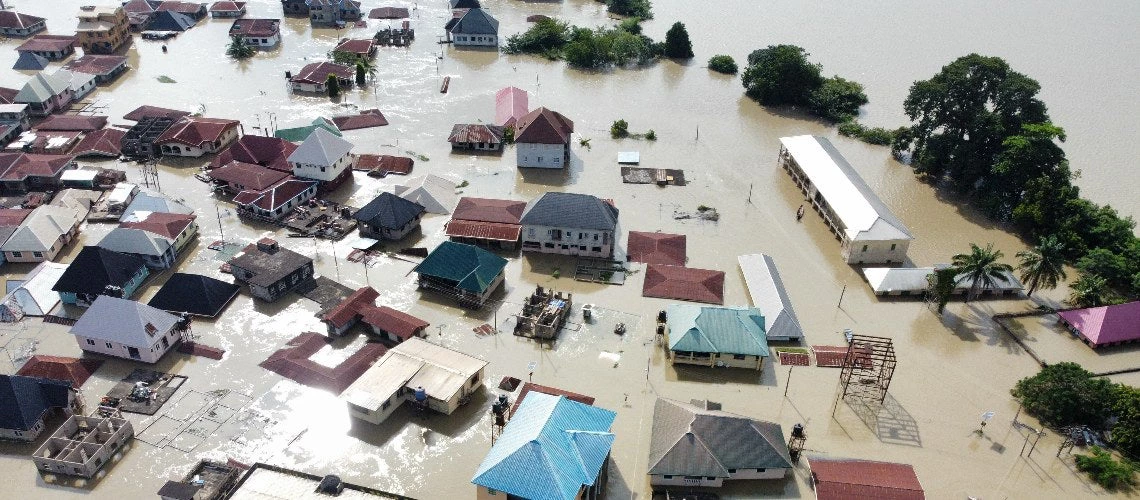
[614,323,626,335]
[194,173,211,183]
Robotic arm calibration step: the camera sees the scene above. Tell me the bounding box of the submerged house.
[305,0,361,26]
[63,55,130,84]
[353,192,425,241]
[446,7,499,47]
[342,337,486,424]
[414,241,506,308]
[0,374,77,441]
[394,174,457,215]
[737,254,805,341]
[448,123,505,152]
[75,5,130,55]
[445,197,526,250]
[14,71,74,117]
[155,116,242,157]
[1057,301,1140,348]
[211,134,298,173]
[229,18,280,48]
[289,61,354,93]
[778,135,913,265]
[520,192,618,258]
[32,409,134,478]
[514,107,574,169]
[0,152,76,193]
[16,35,78,61]
[96,227,178,270]
[861,266,1023,297]
[227,238,314,302]
[52,246,149,307]
[808,456,925,500]
[360,306,430,344]
[471,392,616,500]
[648,398,793,487]
[210,1,248,17]
[233,177,318,221]
[0,11,47,37]
[320,286,380,336]
[0,261,67,322]
[288,127,354,190]
[1,204,82,263]
[665,304,769,371]
[147,273,240,318]
[494,86,528,127]
[118,211,199,256]
[69,295,185,363]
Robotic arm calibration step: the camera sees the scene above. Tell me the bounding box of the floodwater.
[1,1,1138,499]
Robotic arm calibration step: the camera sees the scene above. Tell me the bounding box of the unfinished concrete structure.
[839,334,896,405]
[120,116,177,160]
[513,285,572,340]
[32,408,134,478]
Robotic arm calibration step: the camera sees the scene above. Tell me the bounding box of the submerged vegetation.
[504,17,664,69]
[741,44,868,123]
[226,36,254,60]
[601,0,653,19]
[611,119,655,140]
[707,55,738,74]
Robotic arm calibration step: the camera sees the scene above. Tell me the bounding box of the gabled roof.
[0,209,33,227]
[123,0,159,15]
[71,128,126,158]
[155,116,240,148]
[13,52,48,71]
[15,71,71,104]
[34,115,108,132]
[343,337,485,412]
[331,109,388,130]
[63,55,128,77]
[0,11,45,31]
[779,135,912,242]
[121,191,194,220]
[233,178,317,212]
[1,204,80,253]
[394,174,457,215]
[414,241,506,294]
[809,457,925,500]
[860,266,1022,295]
[495,86,529,127]
[0,375,72,432]
[147,273,240,317]
[210,1,247,13]
[16,35,77,53]
[452,197,526,224]
[368,7,409,19]
[70,295,180,347]
[291,61,354,85]
[0,152,74,182]
[156,1,206,15]
[123,105,190,121]
[210,135,298,172]
[0,261,67,317]
[449,0,481,9]
[16,356,102,387]
[334,38,375,55]
[147,10,196,31]
[737,254,804,341]
[520,192,618,231]
[0,87,18,104]
[515,107,574,145]
[52,246,147,295]
[287,127,353,166]
[643,265,725,304]
[627,231,686,266]
[449,7,498,35]
[666,304,769,357]
[360,305,429,341]
[448,123,504,144]
[353,192,425,230]
[208,161,290,190]
[98,227,174,257]
[472,392,616,500]
[648,398,791,477]
[1058,301,1140,346]
[321,286,379,329]
[120,211,196,240]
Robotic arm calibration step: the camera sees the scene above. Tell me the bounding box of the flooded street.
[1,0,1138,499]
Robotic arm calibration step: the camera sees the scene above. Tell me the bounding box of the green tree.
[663,22,693,58]
[807,76,868,122]
[618,17,642,35]
[1016,235,1067,296]
[1011,362,1114,427]
[1077,248,1132,291]
[927,267,958,315]
[1069,271,1111,308]
[226,36,254,59]
[504,18,570,55]
[707,55,737,74]
[326,73,341,98]
[610,119,629,138]
[1074,447,1137,490]
[606,0,652,19]
[741,45,823,106]
[951,243,1013,301]
[355,63,366,86]
[1110,385,1140,460]
[988,122,1069,218]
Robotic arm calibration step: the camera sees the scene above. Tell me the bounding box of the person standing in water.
[796,204,805,221]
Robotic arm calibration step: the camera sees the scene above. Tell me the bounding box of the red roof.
[156,1,206,15]
[510,382,595,417]
[119,212,196,239]
[642,264,725,304]
[514,107,574,144]
[626,231,686,266]
[494,86,528,127]
[123,105,191,121]
[234,178,316,212]
[321,286,379,329]
[360,305,429,341]
[16,355,102,387]
[33,115,108,132]
[368,7,409,19]
[210,1,247,12]
[0,208,33,226]
[0,87,18,105]
[1058,301,1140,346]
[0,11,44,30]
[259,332,388,394]
[448,123,503,144]
[334,38,375,55]
[16,34,76,53]
[331,109,388,130]
[444,220,521,242]
[292,61,354,85]
[355,154,413,176]
[810,458,924,500]
[62,55,127,77]
[71,128,125,157]
[451,197,526,224]
[208,161,289,190]
[210,135,297,172]
[230,18,278,37]
[156,117,240,148]
[0,153,74,181]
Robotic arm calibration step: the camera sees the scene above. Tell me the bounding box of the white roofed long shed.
[778,135,913,265]
[737,254,804,341]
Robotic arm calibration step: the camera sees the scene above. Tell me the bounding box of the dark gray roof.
[157,481,201,500]
[520,192,618,231]
[148,273,240,317]
[449,0,480,8]
[0,374,72,432]
[227,242,313,288]
[354,192,425,230]
[450,7,498,35]
[648,398,792,477]
[52,246,147,296]
[147,10,195,31]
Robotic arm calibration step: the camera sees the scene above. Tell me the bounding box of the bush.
[504,18,570,55]
[838,120,898,146]
[606,0,652,19]
[1075,447,1137,490]
[708,55,737,74]
[663,22,693,59]
[742,44,822,105]
[618,17,642,35]
[611,119,629,138]
[1011,362,1115,427]
[645,129,657,141]
[808,76,868,122]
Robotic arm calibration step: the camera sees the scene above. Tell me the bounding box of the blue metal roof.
[667,304,769,357]
[472,392,616,500]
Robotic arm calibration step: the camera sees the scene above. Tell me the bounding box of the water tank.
[414,387,426,403]
[285,70,292,79]
[792,423,805,438]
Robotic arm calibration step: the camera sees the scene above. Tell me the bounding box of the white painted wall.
[292,151,352,182]
[452,34,497,46]
[75,327,184,364]
[517,142,568,169]
[843,238,910,265]
[520,224,613,258]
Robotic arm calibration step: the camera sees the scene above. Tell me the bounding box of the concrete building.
[15,35,78,61]
[32,410,134,478]
[0,375,77,441]
[519,192,618,258]
[69,295,185,363]
[446,7,498,47]
[414,241,506,308]
[52,246,149,306]
[737,254,805,341]
[75,5,130,54]
[778,135,913,265]
[288,127,353,189]
[227,238,314,302]
[1,204,82,263]
[155,117,242,157]
[229,18,280,48]
[445,197,526,249]
[665,304,769,371]
[14,71,74,117]
[353,192,424,241]
[289,61,354,93]
[0,11,47,37]
[514,107,574,169]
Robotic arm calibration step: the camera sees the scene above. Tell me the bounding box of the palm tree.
[355,58,377,81]
[1016,236,1067,296]
[952,243,1014,301]
[1069,272,1110,308]
[226,36,255,60]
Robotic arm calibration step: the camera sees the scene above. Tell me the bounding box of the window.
[105,342,113,349]
[728,469,736,474]
[560,244,568,250]
[890,243,897,251]
[528,228,536,238]
[579,232,585,240]
[580,245,587,251]
[32,251,42,258]
[756,468,766,472]
[594,234,599,241]
[381,400,391,410]
[706,477,716,480]
[487,490,498,496]
[86,339,95,346]
[862,245,868,252]
[11,251,21,257]
[733,354,746,360]
[592,247,601,252]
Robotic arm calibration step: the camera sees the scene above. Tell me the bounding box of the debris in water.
[157,75,176,83]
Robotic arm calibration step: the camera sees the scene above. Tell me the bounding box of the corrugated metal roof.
[353,192,424,230]
[648,399,791,477]
[394,174,456,215]
[520,192,617,231]
[738,254,804,341]
[472,392,616,500]
[861,266,1022,294]
[0,261,66,317]
[70,296,179,348]
[667,304,769,357]
[444,219,521,242]
[288,127,354,167]
[809,456,925,500]
[627,232,686,266]
[1058,301,1140,346]
[343,337,486,411]
[642,264,724,304]
[414,241,506,294]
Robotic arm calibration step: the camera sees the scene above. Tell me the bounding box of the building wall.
[159,127,240,158]
[520,224,613,258]
[360,214,420,241]
[517,142,568,169]
[452,33,497,46]
[325,317,358,337]
[292,150,352,182]
[649,468,786,487]
[75,326,183,363]
[0,419,46,442]
[171,220,199,253]
[22,45,74,60]
[451,140,502,151]
[842,238,910,265]
[70,77,97,100]
[78,10,129,54]
[0,21,46,37]
[347,389,404,425]
[290,81,326,93]
[669,350,764,371]
[236,261,313,302]
[32,415,133,478]
[239,32,281,47]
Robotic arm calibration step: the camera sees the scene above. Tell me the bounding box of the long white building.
[778,135,913,265]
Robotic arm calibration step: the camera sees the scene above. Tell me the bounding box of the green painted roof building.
[414,241,506,307]
[666,304,769,371]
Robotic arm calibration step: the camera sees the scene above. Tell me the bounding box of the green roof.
[274,117,342,142]
[414,241,507,294]
[667,304,769,357]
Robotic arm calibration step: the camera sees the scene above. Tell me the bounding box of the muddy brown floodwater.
[1,1,1138,499]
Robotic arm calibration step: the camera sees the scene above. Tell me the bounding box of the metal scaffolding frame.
[839,334,897,405]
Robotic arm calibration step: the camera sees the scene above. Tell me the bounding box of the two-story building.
[69,295,185,363]
[305,0,361,26]
[75,6,130,55]
[288,127,354,190]
[155,116,242,157]
[227,238,314,302]
[519,192,618,258]
[52,246,149,306]
[229,18,280,48]
[514,107,574,169]
[446,7,498,47]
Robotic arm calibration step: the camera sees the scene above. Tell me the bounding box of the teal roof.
[274,117,342,142]
[472,393,616,500]
[667,304,769,357]
[414,241,506,294]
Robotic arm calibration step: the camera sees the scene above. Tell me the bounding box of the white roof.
[393,174,456,215]
[50,188,98,215]
[70,295,180,348]
[0,204,81,252]
[98,227,173,257]
[60,169,98,182]
[120,191,193,221]
[343,337,487,412]
[107,182,138,205]
[14,71,71,104]
[0,104,28,114]
[862,266,1024,294]
[55,69,95,92]
[617,151,640,164]
[779,135,912,242]
[737,254,804,341]
[1,262,66,317]
[287,127,353,167]
[230,467,388,500]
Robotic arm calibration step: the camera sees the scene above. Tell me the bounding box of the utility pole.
[215,204,226,244]
[784,365,794,397]
[747,183,753,204]
[837,283,847,308]
[330,240,340,282]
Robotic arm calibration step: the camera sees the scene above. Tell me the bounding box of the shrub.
[606,0,652,19]
[645,129,657,141]
[611,119,630,139]
[1075,447,1137,490]
[708,55,737,74]
[1011,362,1115,427]
[808,76,868,122]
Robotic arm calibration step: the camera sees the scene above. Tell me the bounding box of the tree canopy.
[1011,362,1114,428]
[1016,235,1067,295]
[663,22,693,58]
[951,242,1013,301]
[226,36,254,59]
[504,17,661,69]
[707,55,737,74]
[741,45,867,123]
[605,0,652,19]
